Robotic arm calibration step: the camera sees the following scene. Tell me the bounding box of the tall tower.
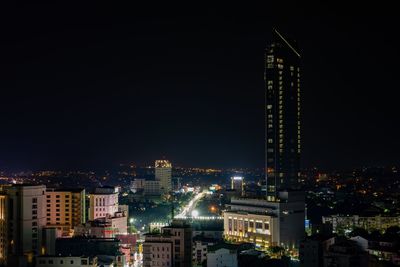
[265,29,301,200]
[155,160,172,193]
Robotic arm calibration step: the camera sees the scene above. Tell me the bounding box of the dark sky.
[1,3,399,171]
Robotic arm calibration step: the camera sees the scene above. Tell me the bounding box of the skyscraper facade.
[155,160,172,193]
[5,185,47,265]
[265,29,301,200]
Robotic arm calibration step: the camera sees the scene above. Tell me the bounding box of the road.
[174,191,205,219]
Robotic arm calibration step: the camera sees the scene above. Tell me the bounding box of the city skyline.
[1,3,399,171]
[2,4,400,267]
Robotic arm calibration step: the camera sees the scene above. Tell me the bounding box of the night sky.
[1,3,399,171]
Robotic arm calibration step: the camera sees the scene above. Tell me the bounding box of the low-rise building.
[56,237,126,267]
[322,214,400,233]
[192,236,218,266]
[143,236,173,267]
[36,256,97,267]
[299,236,335,267]
[74,212,127,238]
[143,220,192,267]
[323,239,369,267]
[207,243,240,267]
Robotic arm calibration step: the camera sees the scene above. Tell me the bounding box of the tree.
[267,246,285,258]
[385,226,400,236]
[349,227,368,237]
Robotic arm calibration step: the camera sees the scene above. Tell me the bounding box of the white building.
[155,160,172,193]
[207,244,239,267]
[89,186,119,220]
[192,237,217,266]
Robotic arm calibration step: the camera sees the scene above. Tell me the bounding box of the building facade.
[144,180,161,196]
[265,29,301,200]
[143,237,173,267]
[230,176,244,197]
[192,237,217,266]
[223,191,305,249]
[74,212,127,238]
[207,244,239,267]
[45,188,85,236]
[322,214,400,233]
[0,194,7,266]
[36,256,97,267]
[155,160,172,193]
[89,187,118,220]
[5,184,47,265]
[143,220,192,267]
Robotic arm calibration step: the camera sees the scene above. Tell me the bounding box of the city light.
[191,210,199,217]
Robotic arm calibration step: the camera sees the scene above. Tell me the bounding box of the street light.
[191,210,199,218]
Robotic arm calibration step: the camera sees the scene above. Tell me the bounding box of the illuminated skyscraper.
[265,29,301,200]
[155,160,172,193]
[223,30,305,250]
